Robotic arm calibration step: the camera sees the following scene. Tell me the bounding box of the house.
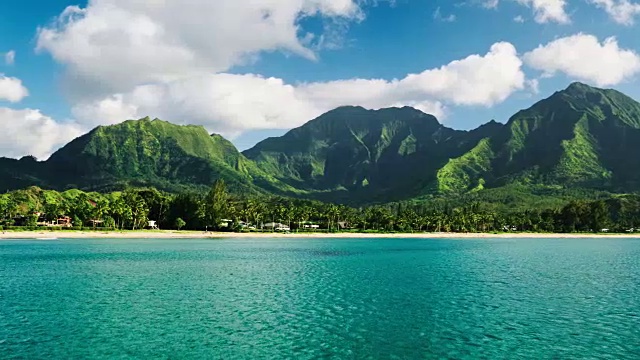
[36,213,48,227]
[263,222,290,231]
[32,213,73,227]
[219,219,233,228]
[56,216,72,227]
[299,221,320,230]
[236,221,254,229]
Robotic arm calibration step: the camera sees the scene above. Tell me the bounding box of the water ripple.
[1,238,640,359]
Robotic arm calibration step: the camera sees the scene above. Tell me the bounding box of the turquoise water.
[1,238,639,359]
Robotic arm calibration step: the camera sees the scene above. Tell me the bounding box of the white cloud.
[526,78,540,94]
[590,0,640,25]
[29,0,528,158]
[4,51,15,65]
[0,75,29,103]
[0,108,83,159]
[36,0,363,99]
[483,0,500,9]
[71,94,139,128]
[433,7,456,22]
[400,42,525,106]
[71,42,525,136]
[514,15,526,22]
[524,33,640,86]
[482,0,569,23]
[516,0,570,23]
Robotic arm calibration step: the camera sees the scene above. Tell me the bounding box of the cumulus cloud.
[23,0,530,158]
[590,0,640,25]
[71,42,525,136]
[524,33,640,86]
[480,0,569,23]
[4,51,15,65]
[523,0,569,23]
[36,0,363,99]
[0,75,29,103]
[0,108,83,159]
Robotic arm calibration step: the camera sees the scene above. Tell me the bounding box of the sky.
[1,0,640,159]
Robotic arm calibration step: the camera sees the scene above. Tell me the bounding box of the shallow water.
[1,238,639,359]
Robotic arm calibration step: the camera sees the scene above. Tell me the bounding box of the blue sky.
[1,0,640,158]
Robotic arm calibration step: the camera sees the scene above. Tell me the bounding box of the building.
[219,219,233,228]
[263,222,290,231]
[56,216,72,227]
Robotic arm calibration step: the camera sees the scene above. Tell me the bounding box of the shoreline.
[1,230,640,239]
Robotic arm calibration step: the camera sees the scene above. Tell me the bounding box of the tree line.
[2,181,640,233]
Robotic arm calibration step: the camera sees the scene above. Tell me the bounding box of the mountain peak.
[557,82,601,97]
[565,81,594,91]
[326,105,431,117]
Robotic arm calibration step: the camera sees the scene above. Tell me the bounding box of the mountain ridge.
[2,82,640,204]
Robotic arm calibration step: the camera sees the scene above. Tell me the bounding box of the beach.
[2,230,640,239]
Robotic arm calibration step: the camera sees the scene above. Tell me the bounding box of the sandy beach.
[1,230,640,239]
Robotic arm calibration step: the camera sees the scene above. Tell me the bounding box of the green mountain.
[243,106,502,202]
[0,118,290,194]
[2,82,640,204]
[244,82,640,201]
[439,82,640,193]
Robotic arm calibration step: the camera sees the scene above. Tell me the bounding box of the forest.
[2,181,640,234]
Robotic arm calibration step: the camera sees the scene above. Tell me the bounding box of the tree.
[108,194,131,230]
[43,202,62,223]
[25,213,38,227]
[122,189,149,230]
[91,198,110,228]
[203,179,229,230]
[138,188,172,228]
[69,193,94,226]
[175,217,186,230]
[589,200,609,232]
[168,193,203,230]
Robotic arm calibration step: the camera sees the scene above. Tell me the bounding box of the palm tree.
[123,190,148,230]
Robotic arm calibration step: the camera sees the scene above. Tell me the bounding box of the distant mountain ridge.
[2,82,640,204]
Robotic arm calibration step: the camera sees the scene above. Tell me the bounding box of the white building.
[263,222,290,231]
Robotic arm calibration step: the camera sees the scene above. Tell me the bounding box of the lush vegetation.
[245,82,640,202]
[3,182,640,234]
[3,82,640,216]
[0,117,295,196]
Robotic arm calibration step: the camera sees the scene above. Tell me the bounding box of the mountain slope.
[244,106,504,201]
[1,118,292,194]
[441,82,640,192]
[3,82,640,204]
